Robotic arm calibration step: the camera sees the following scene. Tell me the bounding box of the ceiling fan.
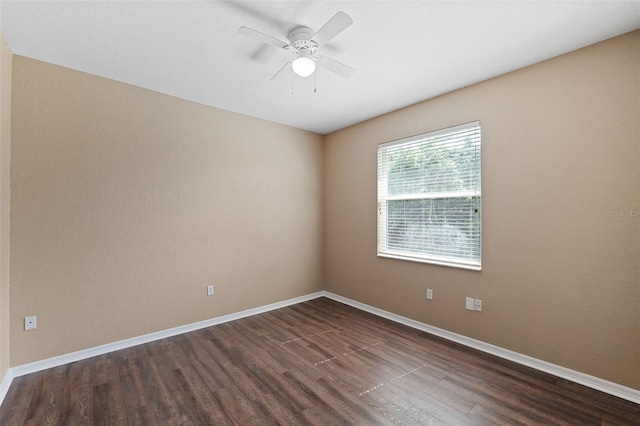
[238,11,355,81]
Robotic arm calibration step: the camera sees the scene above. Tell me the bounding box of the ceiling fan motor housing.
[288,26,319,54]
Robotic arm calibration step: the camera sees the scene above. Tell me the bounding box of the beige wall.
[324,31,640,389]
[0,33,12,382]
[10,56,324,365]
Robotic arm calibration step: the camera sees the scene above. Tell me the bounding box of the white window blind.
[377,121,482,270]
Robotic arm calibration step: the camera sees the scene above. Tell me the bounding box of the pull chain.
[314,71,317,93]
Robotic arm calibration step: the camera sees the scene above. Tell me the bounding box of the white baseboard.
[5,291,324,394]
[0,368,13,406]
[2,290,638,407]
[322,291,640,405]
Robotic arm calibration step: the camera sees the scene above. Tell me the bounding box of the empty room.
[0,1,639,424]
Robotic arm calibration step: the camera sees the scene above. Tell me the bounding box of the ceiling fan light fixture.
[292,55,316,77]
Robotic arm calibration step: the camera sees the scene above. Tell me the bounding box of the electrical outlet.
[207,285,214,296]
[474,299,482,312]
[426,289,433,300]
[465,297,475,311]
[24,315,37,331]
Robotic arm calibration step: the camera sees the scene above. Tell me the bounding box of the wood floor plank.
[210,387,264,426]
[1,297,639,425]
[1,371,39,425]
[397,404,465,426]
[140,344,187,423]
[282,366,380,424]
[438,375,524,417]
[390,372,476,416]
[43,365,69,426]
[210,331,316,414]
[23,366,68,425]
[554,377,640,422]
[133,402,163,426]
[177,332,234,392]
[357,380,414,423]
[65,359,94,426]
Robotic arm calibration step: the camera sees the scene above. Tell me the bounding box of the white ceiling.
[1,1,639,135]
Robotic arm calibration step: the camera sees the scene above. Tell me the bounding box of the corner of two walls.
[323,30,640,390]
[9,56,324,366]
[0,32,13,386]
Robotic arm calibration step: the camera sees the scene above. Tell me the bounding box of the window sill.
[378,252,482,271]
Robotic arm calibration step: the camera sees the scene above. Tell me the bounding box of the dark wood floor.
[1,298,639,425]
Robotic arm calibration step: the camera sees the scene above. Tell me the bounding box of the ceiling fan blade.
[317,55,355,79]
[311,11,353,47]
[238,26,289,50]
[269,60,293,82]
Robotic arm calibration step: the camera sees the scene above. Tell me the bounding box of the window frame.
[377,121,482,271]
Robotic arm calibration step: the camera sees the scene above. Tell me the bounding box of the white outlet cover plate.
[474,299,483,311]
[24,315,37,330]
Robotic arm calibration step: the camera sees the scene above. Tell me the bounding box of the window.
[377,121,481,270]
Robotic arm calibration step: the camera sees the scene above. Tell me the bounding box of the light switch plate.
[465,297,475,311]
